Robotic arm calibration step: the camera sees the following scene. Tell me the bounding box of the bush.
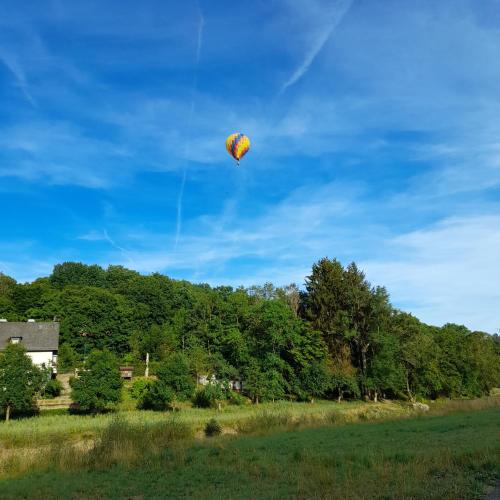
[228,391,247,406]
[192,384,226,409]
[139,381,174,411]
[42,379,63,399]
[204,418,222,437]
[130,378,153,400]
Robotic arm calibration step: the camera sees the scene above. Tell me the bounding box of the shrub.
[139,381,174,411]
[42,379,63,399]
[204,418,222,437]
[192,383,226,409]
[130,378,153,400]
[228,391,247,406]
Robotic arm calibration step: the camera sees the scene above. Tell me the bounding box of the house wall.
[27,351,56,369]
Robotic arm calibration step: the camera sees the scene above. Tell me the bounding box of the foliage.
[130,378,153,400]
[138,381,174,411]
[228,391,247,406]
[42,379,63,399]
[156,354,195,401]
[204,418,222,437]
[0,259,497,407]
[0,344,44,420]
[297,362,332,401]
[192,383,226,409]
[70,350,123,413]
[57,344,78,373]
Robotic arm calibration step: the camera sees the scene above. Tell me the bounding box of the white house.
[0,320,59,374]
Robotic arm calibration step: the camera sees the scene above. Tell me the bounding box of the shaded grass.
[1,407,498,499]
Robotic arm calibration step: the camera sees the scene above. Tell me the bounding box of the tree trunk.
[5,404,11,422]
[406,371,415,403]
[374,390,378,403]
[360,343,370,397]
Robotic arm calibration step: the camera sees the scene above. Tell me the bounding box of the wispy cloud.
[280,0,354,93]
[0,121,131,188]
[174,3,205,251]
[362,215,500,333]
[0,50,36,106]
[1,0,499,335]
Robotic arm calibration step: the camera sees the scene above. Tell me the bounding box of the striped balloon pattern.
[226,133,250,165]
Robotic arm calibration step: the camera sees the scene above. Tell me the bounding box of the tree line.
[1,259,498,413]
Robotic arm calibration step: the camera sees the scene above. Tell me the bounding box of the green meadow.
[0,398,498,499]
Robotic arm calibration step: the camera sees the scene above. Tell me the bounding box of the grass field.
[0,399,391,448]
[0,398,498,499]
[0,407,498,499]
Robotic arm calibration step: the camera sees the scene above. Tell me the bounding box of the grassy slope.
[1,407,498,500]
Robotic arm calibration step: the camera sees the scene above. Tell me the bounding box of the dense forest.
[0,259,498,402]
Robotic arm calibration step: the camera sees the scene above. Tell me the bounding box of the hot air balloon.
[226,133,250,166]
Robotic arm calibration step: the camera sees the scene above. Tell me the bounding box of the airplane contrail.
[0,51,37,107]
[280,0,354,94]
[174,3,205,252]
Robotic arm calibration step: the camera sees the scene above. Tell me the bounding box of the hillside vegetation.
[1,259,498,410]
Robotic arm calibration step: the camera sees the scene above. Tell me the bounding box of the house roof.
[0,322,59,352]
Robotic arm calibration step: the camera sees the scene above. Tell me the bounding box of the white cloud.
[361,215,500,333]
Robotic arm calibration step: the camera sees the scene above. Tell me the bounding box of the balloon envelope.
[226,133,250,164]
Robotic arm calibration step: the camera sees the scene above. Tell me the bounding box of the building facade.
[0,320,60,374]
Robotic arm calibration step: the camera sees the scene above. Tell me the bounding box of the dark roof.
[0,322,59,352]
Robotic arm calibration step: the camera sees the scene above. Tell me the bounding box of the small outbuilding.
[119,366,134,379]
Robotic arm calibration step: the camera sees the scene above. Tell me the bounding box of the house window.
[10,337,22,344]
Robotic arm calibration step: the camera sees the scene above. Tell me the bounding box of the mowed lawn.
[1,407,498,500]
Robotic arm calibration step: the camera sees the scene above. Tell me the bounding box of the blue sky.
[1,0,499,332]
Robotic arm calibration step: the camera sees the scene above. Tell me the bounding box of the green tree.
[297,361,331,402]
[243,359,267,404]
[390,312,442,400]
[0,344,44,421]
[50,262,106,289]
[156,353,195,400]
[70,350,122,413]
[58,286,136,354]
[303,258,392,397]
[0,273,17,320]
[139,381,173,411]
[57,344,78,373]
[365,330,405,401]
